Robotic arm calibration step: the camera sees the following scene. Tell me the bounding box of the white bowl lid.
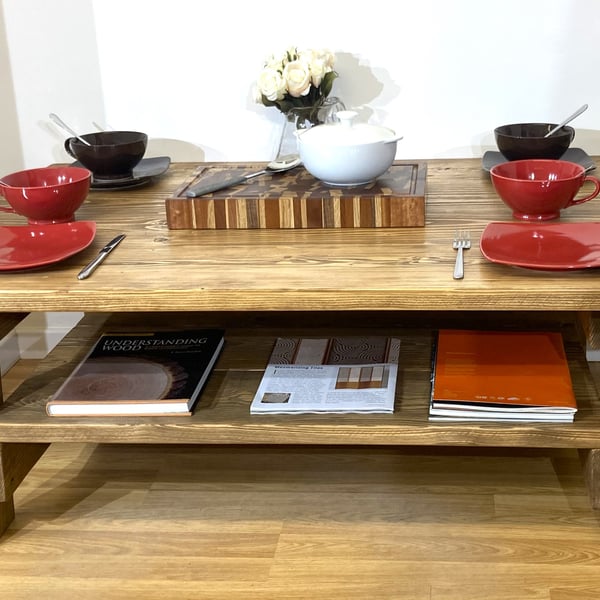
[298,110,397,146]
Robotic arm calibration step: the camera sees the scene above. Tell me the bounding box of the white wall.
[2,0,600,169]
[1,0,104,171]
[92,0,600,161]
[0,3,23,173]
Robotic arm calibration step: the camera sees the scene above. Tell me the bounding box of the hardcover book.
[429,329,577,422]
[46,329,225,417]
[250,336,401,414]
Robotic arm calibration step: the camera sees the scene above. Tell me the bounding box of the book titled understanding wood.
[429,329,577,422]
[250,336,401,414]
[46,329,225,417]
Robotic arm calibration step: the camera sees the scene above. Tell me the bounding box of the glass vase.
[275,96,346,160]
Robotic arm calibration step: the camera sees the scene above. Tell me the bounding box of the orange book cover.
[430,329,576,413]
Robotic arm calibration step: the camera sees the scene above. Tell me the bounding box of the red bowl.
[0,166,91,224]
[490,159,600,221]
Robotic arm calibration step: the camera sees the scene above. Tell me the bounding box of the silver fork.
[452,230,471,280]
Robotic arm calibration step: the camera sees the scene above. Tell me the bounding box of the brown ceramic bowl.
[494,123,574,161]
[65,131,148,180]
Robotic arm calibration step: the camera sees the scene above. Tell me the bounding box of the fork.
[452,230,471,280]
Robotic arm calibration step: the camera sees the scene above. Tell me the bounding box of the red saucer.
[480,221,600,270]
[0,221,96,271]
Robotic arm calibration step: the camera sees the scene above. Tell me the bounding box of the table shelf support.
[0,442,49,535]
[579,448,600,509]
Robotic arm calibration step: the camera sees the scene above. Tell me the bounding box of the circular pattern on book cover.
[56,356,187,401]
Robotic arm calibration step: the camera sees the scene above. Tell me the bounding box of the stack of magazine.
[429,329,577,422]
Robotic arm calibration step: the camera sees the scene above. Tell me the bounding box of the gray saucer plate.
[482,148,596,173]
[72,156,171,190]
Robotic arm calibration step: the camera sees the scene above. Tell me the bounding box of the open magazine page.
[250,337,400,414]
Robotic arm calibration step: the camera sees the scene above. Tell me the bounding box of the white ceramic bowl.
[296,111,401,186]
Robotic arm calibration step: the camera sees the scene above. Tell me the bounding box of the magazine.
[429,329,577,422]
[250,336,400,414]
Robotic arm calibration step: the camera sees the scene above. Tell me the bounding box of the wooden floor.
[3,362,600,600]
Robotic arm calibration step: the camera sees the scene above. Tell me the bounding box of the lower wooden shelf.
[1,310,600,448]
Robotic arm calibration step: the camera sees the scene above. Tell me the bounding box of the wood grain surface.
[3,437,600,600]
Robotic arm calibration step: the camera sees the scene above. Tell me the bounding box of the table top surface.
[1,157,600,313]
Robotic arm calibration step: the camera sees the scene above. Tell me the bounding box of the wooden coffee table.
[1,157,600,537]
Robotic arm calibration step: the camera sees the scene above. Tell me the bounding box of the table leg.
[579,448,600,509]
[0,442,49,536]
[578,311,600,361]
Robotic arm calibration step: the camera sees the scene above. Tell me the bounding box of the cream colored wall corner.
[0,313,84,375]
[0,2,24,174]
[0,2,96,375]
[15,312,84,358]
[0,327,20,375]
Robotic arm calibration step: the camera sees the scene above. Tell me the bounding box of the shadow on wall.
[145,138,205,162]
[333,52,401,124]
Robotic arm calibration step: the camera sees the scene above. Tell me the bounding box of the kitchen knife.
[185,156,301,198]
[77,234,126,280]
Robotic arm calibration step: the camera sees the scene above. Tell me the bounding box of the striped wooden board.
[165,161,427,229]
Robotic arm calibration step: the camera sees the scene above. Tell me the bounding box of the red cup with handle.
[490,159,600,221]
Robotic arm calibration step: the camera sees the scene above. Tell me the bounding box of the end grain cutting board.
[165,161,427,230]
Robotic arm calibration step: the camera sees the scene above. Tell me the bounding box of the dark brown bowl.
[65,131,148,180]
[494,123,574,161]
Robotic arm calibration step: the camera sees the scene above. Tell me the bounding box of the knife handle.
[77,253,108,280]
[185,174,249,198]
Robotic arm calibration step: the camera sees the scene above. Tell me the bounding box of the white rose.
[283,60,312,97]
[320,49,336,70]
[257,67,287,102]
[297,49,315,64]
[284,46,299,62]
[264,54,283,71]
[265,47,297,71]
[297,49,335,87]
[308,57,328,87]
[301,48,335,69]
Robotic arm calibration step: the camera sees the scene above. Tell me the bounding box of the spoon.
[185,155,301,197]
[49,113,92,146]
[544,104,588,138]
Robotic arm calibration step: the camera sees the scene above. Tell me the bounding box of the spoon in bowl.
[544,104,588,138]
[185,155,301,197]
[49,113,92,146]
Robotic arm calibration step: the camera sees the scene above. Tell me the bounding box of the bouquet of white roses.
[255,47,338,121]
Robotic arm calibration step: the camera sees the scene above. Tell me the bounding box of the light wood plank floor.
[2,361,600,600]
